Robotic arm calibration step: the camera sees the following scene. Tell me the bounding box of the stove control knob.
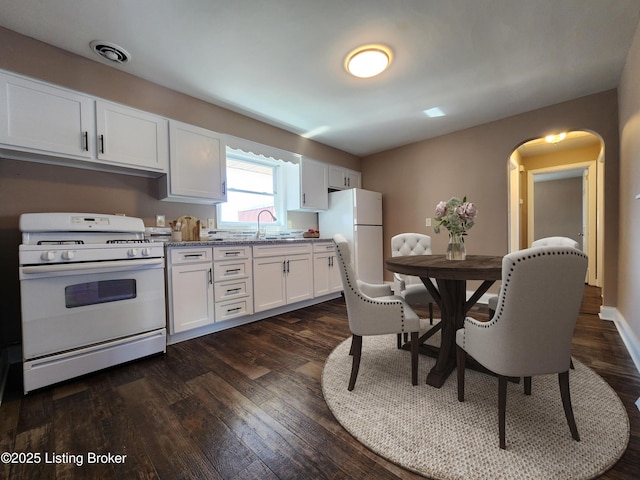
[41,251,56,261]
[128,248,140,257]
[141,248,152,257]
[62,251,75,260]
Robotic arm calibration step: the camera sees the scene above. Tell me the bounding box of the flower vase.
[446,233,466,260]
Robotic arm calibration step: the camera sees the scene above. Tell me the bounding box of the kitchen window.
[217,148,284,228]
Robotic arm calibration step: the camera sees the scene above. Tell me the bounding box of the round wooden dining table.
[385,254,503,388]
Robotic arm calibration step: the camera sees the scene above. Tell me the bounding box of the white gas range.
[18,213,167,394]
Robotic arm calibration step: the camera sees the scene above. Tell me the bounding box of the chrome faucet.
[256,209,277,239]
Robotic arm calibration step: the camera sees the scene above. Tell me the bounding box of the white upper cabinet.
[286,157,328,211]
[160,120,227,204]
[0,71,95,160]
[95,100,168,173]
[328,165,361,190]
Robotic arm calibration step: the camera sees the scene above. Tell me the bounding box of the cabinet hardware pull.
[208,268,213,284]
[184,254,204,258]
[224,251,241,256]
[302,193,306,205]
[222,181,226,195]
[83,131,88,151]
[225,268,241,274]
[226,288,241,293]
[99,134,105,154]
[227,307,242,313]
[282,260,287,274]
[286,260,290,273]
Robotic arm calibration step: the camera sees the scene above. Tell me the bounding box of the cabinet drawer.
[213,259,250,281]
[313,241,335,253]
[253,243,312,258]
[170,247,212,264]
[215,298,253,321]
[214,278,251,302]
[213,245,251,260]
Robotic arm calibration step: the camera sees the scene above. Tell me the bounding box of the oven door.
[20,258,166,360]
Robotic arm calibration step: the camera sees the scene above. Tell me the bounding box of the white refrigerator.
[319,188,383,284]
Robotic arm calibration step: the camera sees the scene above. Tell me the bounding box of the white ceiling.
[0,0,639,157]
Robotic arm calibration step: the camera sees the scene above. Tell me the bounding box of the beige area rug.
[322,334,629,480]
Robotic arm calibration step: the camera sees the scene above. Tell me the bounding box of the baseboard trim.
[601,306,640,379]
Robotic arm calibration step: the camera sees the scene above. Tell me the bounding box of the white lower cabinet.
[313,241,343,297]
[253,243,313,313]
[167,245,254,334]
[213,245,253,320]
[167,241,341,343]
[168,247,214,334]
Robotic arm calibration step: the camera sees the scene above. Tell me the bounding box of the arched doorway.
[508,130,604,286]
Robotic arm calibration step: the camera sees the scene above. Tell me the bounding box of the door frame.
[526,160,598,285]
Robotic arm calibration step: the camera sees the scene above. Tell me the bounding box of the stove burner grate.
[37,240,85,245]
[106,239,150,244]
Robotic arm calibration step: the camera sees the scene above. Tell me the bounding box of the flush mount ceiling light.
[545,132,567,144]
[345,44,392,78]
[90,40,131,64]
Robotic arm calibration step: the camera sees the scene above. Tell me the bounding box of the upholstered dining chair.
[391,233,435,318]
[333,234,421,391]
[456,245,588,449]
[487,236,581,316]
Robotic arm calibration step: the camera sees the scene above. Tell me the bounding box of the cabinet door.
[328,254,343,292]
[286,254,313,304]
[170,263,214,333]
[96,100,168,173]
[345,170,361,189]
[166,120,227,202]
[328,165,347,189]
[314,253,342,297]
[313,252,331,296]
[0,71,94,159]
[300,158,328,210]
[253,256,287,312]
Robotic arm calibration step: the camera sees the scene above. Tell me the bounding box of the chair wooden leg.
[559,371,580,441]
[397,333,402,349]
[429,302,434,325]
[410,331,419,386]
[524,376,532,395]
[498,376,508,449]
[456,345,466,401]
[348,335,362,391]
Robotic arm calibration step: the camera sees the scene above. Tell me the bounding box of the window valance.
[224,135,301,165]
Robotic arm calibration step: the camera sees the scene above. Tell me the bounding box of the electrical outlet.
[156,215,165,227]
[425,217,432,227]
[207,218,215,229]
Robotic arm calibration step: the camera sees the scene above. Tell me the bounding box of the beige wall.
[618,20,640,351]
[362,90,620,306]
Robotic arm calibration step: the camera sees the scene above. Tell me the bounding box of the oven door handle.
[21,258,165,275]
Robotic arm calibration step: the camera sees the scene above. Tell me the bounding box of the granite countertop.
[165,237,332,247]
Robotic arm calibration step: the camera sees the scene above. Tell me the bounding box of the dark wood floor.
[1,287,639,479]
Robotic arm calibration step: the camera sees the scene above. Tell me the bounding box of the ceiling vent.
[90,40,131,64]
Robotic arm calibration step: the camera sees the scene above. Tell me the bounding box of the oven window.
[65,279,137,308]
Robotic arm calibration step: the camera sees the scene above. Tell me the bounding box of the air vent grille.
[90,40,131,64]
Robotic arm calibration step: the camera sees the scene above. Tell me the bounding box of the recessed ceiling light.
[424,107,446,117]
[345,44,392,78]
[545,132,567,144]
[90,40,131,64]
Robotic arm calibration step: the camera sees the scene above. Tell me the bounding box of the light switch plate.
[425,218,432,227]
[207,218,215,229]
[156,215,165,227]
